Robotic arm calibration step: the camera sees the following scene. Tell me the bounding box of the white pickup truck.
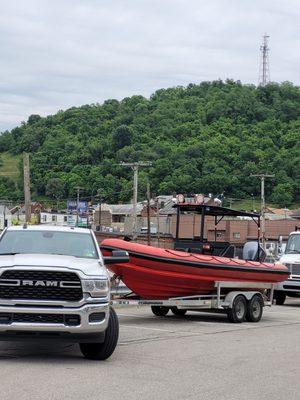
[0,225,128,360]
[274,231,300,305]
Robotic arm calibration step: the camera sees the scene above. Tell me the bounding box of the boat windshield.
[285,234,300,254]
[0,230,98,259]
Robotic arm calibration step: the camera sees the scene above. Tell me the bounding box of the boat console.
[173,199,263,261]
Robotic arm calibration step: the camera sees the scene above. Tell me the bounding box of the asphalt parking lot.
[1,298,300,400]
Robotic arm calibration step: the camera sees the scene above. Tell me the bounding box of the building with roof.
[94,203,144,232]
[290,208,300,220]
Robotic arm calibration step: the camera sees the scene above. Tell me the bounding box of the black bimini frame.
[174,204,261,260]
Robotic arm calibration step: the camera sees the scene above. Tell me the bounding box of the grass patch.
[0,152,20,182]
[231,198,299,212]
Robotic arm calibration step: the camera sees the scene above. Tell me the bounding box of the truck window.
[285,234,300,254]
[0,230,98,259]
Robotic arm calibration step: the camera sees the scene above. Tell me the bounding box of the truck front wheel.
[274,291,286,305]
[80,307,119,360]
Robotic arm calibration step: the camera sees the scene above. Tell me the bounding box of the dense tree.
[0,81,299,206]
[271,183,294,207]
[46,178,65,201]
[112,125,133,150]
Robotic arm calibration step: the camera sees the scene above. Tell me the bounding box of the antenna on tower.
[259,34,270,86]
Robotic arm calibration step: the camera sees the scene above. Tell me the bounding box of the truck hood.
[0,253,108,278]
[280,254,300,264]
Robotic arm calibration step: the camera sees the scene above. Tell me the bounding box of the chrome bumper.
[276,278,300,292]
[0,302,109,334]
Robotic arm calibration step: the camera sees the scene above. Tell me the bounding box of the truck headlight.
[82,279,109,297]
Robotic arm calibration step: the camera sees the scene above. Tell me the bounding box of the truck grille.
[0,270,82,301]
[0,312,81,326]
[291,264,300,276]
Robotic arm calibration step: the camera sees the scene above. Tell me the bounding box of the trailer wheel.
[171,307,187,316]
[245,294,264,322]
[274,291,286,305]
[227,295,247,323]
[151,306,169,317]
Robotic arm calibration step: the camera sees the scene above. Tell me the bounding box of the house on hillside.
[40,211,68,226]
[0,206,12,229]
[290,208,300,220]
[265,207,294,220]
[94,203,144,232]
[10,202,44,224]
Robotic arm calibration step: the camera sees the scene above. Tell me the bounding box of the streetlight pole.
[75,186,83,227]
[147,182,151,245]
[251,193,254,211]
[94,190,105,232]
[23,153,31,223]
[250,174,275,248]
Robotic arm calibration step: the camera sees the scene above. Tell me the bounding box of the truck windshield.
[0,230,98,259]
[285,234,300,254]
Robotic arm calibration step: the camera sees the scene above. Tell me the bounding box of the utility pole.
[75,186,83,227]
[250,174,275,247]
[120,162,152,239]
[23,153,31,223]
[146,182,151,245]
[259,34,270,86]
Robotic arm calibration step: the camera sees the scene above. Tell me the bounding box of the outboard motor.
[243,241,266,262]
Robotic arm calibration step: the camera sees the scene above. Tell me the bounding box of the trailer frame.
[111,280,275,323]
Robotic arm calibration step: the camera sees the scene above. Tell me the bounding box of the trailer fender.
[223,291,264,309]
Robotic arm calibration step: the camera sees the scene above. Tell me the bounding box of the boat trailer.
[111,280,275,323]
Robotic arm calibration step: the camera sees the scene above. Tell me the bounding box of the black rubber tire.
[245,294,264,322]
[227,295,247,323]
[274,291,286,305]
[171,307,187,316]
[151,306,169,316]
[79,307,119,360]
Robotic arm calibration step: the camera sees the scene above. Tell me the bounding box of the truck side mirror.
[103,250,129,265]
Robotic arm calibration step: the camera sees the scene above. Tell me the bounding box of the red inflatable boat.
[100,238,289,299]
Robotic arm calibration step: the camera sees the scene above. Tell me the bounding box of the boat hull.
[101,239,289,299]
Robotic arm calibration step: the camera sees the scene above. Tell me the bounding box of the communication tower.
[259,34,270,86]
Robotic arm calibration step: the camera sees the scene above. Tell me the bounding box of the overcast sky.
[0,0,299,132]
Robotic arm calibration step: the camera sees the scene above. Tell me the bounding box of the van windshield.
[0,230,98,259]
[285,234,300,254]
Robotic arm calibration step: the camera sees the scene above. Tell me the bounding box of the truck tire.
[274,291,286,305]
[227,295,247,323]
[171,307,187,316]
[151,306,169,316]
[245,294,263,322]
[80,307,119,360]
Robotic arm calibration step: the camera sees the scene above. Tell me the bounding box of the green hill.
[0,80,299,207]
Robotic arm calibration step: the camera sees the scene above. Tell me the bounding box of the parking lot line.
[120,324,176,332]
